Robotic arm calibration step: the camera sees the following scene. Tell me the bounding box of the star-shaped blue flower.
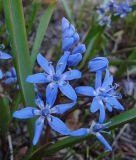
[70,121,112,151]
[114,0,132,18]
[26,53,81,103]
[76,69,124,123]
[62,17,86,66]
[0,50,12,79]
[13,96,75,145]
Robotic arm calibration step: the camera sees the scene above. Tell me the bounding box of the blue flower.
[26,53,81,102]
[114,0,132,18]
[0,50,12,79]
[4,67,17,85]
[70,121,112,151]
[98,16,112,27]
[76,69,124,123]
[62,17,86,66]
[97,0,133,27]
[13,96,75,145]
[106,0,119,12]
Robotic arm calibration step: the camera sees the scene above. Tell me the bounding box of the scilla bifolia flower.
[70,121,112,151]
[13,96,75,145]
[76,58,124,123]
[26,53,81,102]
[62,17,86,66]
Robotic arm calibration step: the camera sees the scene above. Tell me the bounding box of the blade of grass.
[26,106,136,160]
[2,0,35,139]
[60,0,74,23]
[0,96,11,136]
[26,1,41,34]
[110,60,136,65]
[11,92,22,114]
[30,4,55,68]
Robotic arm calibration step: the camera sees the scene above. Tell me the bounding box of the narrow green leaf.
[30,4,55,68]
[0,96,11,136]
[2,0,35,106]
[60,0,74,23]
[26,107,136,159]
[26,1,41,34]
[2,0,35,140]
[11,92,22,114]
[110,60,136,65]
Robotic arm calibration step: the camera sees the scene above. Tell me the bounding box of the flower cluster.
[13,18,124,151]
[0,50,12,79]
[97,0,135,27]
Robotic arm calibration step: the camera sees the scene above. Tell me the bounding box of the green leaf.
[11,92,22,114]
[26,106,136,160]
[110,60,136,65]
[26,1,41,34]
[2,0,35,106]
[30,4,55,69]
[0,96,11,136]
[2,0,35,140]
[60,0,74,23]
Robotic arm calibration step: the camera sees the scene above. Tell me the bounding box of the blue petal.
[88,57,109,72]
[47,115,70,135]
[0,69,3,79]
[46,82,58,107]
[62,17,70,32]
[37,53,54,75]
[62,70,81,81]
[26,73,50,84]
[91,97,101,113]
[95,71,102,89]
[63,27,75,38]
[73,32,80,42]
[56,51,69,74]
[102,69,113,88]
[72,43,86,54]
[13,107,38,119]
[76,86,96,96]
[99,101,106,124]
[33,116,44,145]
[59,83,77,100]
[62,37,75,51]
[96,132,112,151]
[5,71,12,77]
[106,103,112,112]
[70,128,89,136]
[4,77,17,84]
[51,101,76,114]
[106,97,124,110]
[0,51,12,59]
[67,53,82,66]
[35,97,44,109]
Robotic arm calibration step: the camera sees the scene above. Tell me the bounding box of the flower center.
[53,74,60,81]
[41,108,50,117]
[96,87,106,96]
[92,124,103,132]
